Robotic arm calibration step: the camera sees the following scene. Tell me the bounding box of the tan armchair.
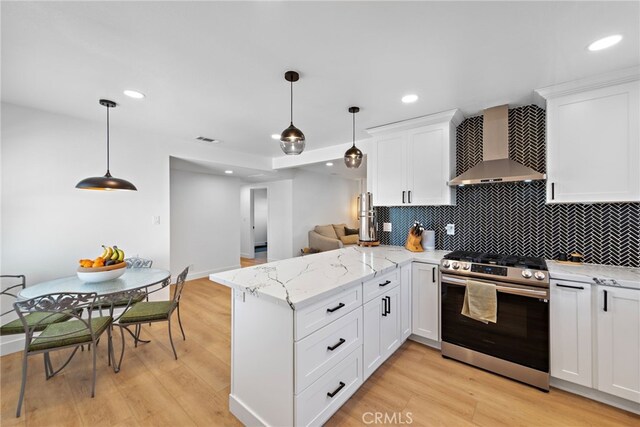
[308,224,359,252]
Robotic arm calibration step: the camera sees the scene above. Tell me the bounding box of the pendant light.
[280,70,305,155]
[76,99,137,191]
[344,106,363,168]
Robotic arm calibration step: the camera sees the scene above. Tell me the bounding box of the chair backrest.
[13,292,97,340]
[172,266,190,304]
[1,275,26,318]
[125,257,153,269]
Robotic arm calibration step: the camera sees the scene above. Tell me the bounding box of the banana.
[100,245,109,259]
[117,248,125,262]
[111,246,120,261]
[103,245,114,260]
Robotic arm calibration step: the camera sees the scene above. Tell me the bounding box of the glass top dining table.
[18,268,171,300]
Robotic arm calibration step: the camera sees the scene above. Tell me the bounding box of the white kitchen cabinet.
[550,280,592,387]
[537,75,640,203]
[363,284,401,379]
[400,263,412,341]
[596,286,640,403]
[411,262,439,341]
[366,110,463,206]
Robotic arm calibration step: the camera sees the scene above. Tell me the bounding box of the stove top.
[444,250,548,271]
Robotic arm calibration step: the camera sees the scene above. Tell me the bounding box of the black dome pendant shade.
[344,106,363,169]
[280,71,305,155]
[76,99,137,191]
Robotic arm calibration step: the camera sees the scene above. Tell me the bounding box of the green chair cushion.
[119,301,174,324]
[0,311,77,336]
[29,316,112,352]
[93,293,146,310]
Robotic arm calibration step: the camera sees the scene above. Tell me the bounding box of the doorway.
[251,188,268,260]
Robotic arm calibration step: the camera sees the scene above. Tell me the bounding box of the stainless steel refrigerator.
[358,192,379,245]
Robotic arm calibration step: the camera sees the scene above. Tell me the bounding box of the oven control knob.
[462,263,471,270]
[452,261,460,270]
[534,271,546,280]
[442,260,451,268]
[521,270,532,279]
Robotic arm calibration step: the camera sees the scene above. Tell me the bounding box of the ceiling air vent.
[195,136,219,143]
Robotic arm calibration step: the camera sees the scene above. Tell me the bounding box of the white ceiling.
[170,156,290,182]
[2,1,639,158]
[298,157,367,181]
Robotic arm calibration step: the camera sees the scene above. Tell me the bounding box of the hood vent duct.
[449,105,545,186]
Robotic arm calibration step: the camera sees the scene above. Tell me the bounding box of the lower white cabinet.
[400,263,412,340]
[596,286,640,403]
[411,262,439,341]
[550,280,593,387]
[363,284,401,379]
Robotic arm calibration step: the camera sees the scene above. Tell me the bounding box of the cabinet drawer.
[363,269,399,303]
[295,285,362,341]
[295,307,363,393]
[295,346,362,427]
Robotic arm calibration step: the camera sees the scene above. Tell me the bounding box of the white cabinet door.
[363,296,384,380]
[596,286,640,403]
[374,134,406,206]
[400,264,412,341]
[411,262,439,341]
[550,280,592,387]
[380,285,402,356]
[406,126,454,205]
[547,81,640,203]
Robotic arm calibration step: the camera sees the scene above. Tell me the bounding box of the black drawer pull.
[556,284,585,290]
[385,296,391,315]
[326,302,345,313]
[327,381,346,398]
[603,290,608,312]
[408,190,412,203]
[432,267,436,283]
[379,280,391,287]
[327,338,346,351]
[402,191,406,203]
[551,182,555,200]
[382,297,387,317]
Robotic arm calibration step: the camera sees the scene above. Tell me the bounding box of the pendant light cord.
[352,111,356,147]
[290,80,294,124]
[106,104,111,175]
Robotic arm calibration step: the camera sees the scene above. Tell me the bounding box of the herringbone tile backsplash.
[377,105,640,267]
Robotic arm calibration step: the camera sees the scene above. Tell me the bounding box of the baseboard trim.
[550,377,640,415]
[408,334,441,350]
[229,394,269,426]
[188,265,240,281]
[240,252,254,259]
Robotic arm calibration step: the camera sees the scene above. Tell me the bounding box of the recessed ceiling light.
[123,89,145,99]
[326,162,334,166]
[588,35,623,51]
[224,170,233,174]
[271,134,280,140]
[402,94,418,104]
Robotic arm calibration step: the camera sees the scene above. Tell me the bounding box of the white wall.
[170,167,241,280]
[291,170,360,253]
[240,180,293,261]
[253,188,268,246]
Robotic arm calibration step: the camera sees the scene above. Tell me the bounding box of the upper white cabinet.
[411,262,440,341]
[596,285,640,403]
[550,280,592,387]
[366,110,463,206]
[536,69,640,203]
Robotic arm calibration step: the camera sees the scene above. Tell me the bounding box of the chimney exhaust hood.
[448,105,546,186]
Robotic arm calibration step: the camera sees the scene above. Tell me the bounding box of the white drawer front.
[295,307,363,393]
[295,285,361,341]
[363,269,399,303]
[295,346,362,427]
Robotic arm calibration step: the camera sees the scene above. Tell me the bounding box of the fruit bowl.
[77,262,126,283]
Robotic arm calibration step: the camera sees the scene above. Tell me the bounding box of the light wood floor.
[1,259,638,426]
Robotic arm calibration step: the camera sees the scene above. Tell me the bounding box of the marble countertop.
[547,261,640,290]
[210,246,449,310]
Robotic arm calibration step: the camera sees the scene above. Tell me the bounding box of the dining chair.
[117,266,189,360]
[124,257,153,269]
[1,275,78,337]
[13,292,114,417]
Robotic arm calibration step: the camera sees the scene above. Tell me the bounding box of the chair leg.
[167,318,178,360]
[91,340,97,398]
[16,351,28,417]
[177,304,186,341]
[134,324,139,348]
[113,325,126,373]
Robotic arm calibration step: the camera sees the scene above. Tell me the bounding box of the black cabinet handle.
[327,302,345,313]
[327,381,346,398]
[556,283,584,290]
[379,280,391,287]
[603,290,608,312]
[386,296,391,315]
[382,297,387,317]
[408,190,412,203]
[402,191,406,203]
[551,182,555,200]
[327,338,346,351]
[432,267,436,283]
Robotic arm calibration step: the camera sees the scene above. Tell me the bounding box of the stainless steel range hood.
[449,105,546,186]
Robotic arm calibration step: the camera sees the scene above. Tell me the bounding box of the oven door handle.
[441,275,549,299]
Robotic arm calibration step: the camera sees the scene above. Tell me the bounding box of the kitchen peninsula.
[209,246,449,426]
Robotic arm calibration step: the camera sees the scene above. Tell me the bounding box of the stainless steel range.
[439,251,550,390]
